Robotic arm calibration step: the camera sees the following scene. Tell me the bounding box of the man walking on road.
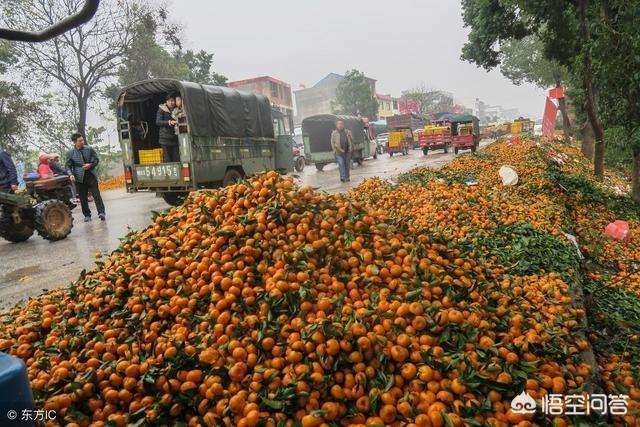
[66,133,105,222]
[0,150,19,192]
[331,120,353,182]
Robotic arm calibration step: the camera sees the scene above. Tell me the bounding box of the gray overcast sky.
[169,0,546,119]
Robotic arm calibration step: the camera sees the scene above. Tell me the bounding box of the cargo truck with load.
[386,113,425,148]
[419,119,452,154]
[301,114,373,171]
[451,114,480,154]
[117,79,294,205]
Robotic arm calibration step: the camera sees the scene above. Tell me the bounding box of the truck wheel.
[35,200,73,241]
[162,192,188,206]
[454,147,459,155]
[0,210,34,243]
[315,163,325,172]
[294,157,305,172]
[223,168,244,187]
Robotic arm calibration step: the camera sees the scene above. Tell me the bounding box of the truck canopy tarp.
[450,114,480,136]
[117,79,274,139]
[302,114,365,153]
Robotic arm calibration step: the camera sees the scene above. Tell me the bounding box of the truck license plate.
[135,163,181,181]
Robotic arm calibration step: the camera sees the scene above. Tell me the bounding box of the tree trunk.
[581,120,595,161]
[554,81,572,144]
[633,149,640,204]
[77,95,88,136]
[579,0,605,177]
[558,96,572,143]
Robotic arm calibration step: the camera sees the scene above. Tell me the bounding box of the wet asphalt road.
[0,141,491,312]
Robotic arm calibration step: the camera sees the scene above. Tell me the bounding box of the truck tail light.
[182,163,191,182]
[124,166,132,183]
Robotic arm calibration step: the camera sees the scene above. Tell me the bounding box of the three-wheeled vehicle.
[386,126,412,156]
[117,79,294,205]
[301,114,372,171]
[451,114,480,154]
[420,119,451,155]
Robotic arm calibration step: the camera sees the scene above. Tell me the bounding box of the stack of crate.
[139,148,163,165]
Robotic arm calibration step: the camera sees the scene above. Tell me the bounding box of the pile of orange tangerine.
[0,138,638,426]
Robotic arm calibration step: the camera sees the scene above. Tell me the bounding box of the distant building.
[474,98,520,124]
[227,76,294,131]
[377,94,400,118]
[293,72,377,125]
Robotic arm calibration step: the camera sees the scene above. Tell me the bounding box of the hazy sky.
[168,0,547,119]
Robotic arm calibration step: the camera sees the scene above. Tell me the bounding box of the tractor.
[0,175,75,243]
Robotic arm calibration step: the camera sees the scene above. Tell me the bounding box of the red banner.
[399,100,420,115]
[549,86,564,99]
[542,97,558,140]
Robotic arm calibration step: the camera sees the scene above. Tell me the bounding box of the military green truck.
[301,114,374,171]
[117,79,293,205]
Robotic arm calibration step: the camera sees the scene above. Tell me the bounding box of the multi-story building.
[377,94,400,118]
[293,72,377,125]
[227,76,294,131]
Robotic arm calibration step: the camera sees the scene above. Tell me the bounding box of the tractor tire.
[315,163,325,172]
[422,147,429,155]
[34,200,73,241]
[0,212,34,243]
[294,157,305,172]
[162,192,188,206]
[222,168,244,187]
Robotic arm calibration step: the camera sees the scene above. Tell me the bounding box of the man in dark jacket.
[156,93,179,162]
[66,133,105,221]
[0,150,19,192]
[330,120,354,182]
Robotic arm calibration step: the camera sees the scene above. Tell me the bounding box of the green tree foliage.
[500,36,568,88]
[401,86,455,116]
[332,70,378,120]
[460,0,604,176]
[500,35,572,140]
[104,6,226,109]
[0,41,41,160]
[591,1,640,202]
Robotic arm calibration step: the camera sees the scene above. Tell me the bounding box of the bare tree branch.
[2,0,138,134]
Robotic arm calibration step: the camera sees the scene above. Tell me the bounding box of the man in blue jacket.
[0,150,19,192]
[66,133,105,222]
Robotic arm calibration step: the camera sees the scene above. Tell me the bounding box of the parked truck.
[117,79,294,205]
[301,114,373,171]
[386,113,425,147]
[419,119,452,154]
[451,114,480,154]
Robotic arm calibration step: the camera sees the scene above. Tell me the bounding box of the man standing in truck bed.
[156,93,179,162]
